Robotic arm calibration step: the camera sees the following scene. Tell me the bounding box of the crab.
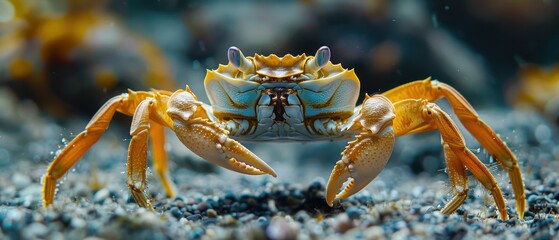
[42,46,525,220]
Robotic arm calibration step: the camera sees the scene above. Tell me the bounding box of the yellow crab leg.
[127,99,168,209]
[42,95,125,207]
[440,143,469,216]
[42,91,173,208]
[392,99,508,220]
[384,78,525,219]
[149,121,176,198]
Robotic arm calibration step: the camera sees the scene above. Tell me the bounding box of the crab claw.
[167,89,277,177]
[173,120,277,177]
[325,126,395,206]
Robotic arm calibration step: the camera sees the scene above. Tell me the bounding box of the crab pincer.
[325,95,396,206]
[167,88,277,177]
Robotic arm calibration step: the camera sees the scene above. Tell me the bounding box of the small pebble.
[364,226,385,239]
[346,207,362,220]
[207,209,217,218]
[239,213,255,223]
[170,207,182,219]
[332,213,354,233]
[187,214,202,222]
[266,217,299,240]
[22,222,48,239]
[93,188,110,203]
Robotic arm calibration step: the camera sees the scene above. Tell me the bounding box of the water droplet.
[534,124,551,144]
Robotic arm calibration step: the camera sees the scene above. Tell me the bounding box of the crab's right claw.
[167,88,277,177]
[173,119,277,177]
[325,127,395,206]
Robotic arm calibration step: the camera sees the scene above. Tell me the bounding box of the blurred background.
[0,0,558,182]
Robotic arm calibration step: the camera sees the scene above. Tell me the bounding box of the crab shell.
[203,47,361,141]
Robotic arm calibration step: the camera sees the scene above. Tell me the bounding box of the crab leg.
[326,95,396,206]
[127,99,166,208]
[440,143,469,215]
[149,122,177,198]
[383,78,525,219]
[43,95,125,207]
[167,88,277,177]
[392,99,508,220]
[126,96,180,208]
[42,91,177,207]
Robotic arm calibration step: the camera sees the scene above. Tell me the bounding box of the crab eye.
[228,46,255,74]
[304,46,331,74]
[228,47,242,68]
[315,46,330,68]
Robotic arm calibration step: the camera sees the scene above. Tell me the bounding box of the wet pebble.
[332,213,354,233]
[207,209,217,218]
[93,188,110,203]
[170,207,182,219]
[186,214,202,222]
[266,217,299,240]
[346,207,362,220]
[22,222,48,239]
[239,213,255,223]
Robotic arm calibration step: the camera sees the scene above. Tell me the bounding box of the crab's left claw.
[326,95,396,206]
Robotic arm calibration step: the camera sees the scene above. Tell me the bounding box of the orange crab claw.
[325,127,395,206]
[172,119,277,176]
[326,94,396,206]
[168,89,277,177]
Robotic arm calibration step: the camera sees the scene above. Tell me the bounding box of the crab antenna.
[228,46,255,74]
[305,46,330,73]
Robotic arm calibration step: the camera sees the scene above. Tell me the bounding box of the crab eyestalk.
[228,46,255,74]
[304,46,330,74]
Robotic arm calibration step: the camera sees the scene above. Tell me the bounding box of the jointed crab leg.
[392,99,508,220]
[43,91,176,207]
[43,95,126,207]
[383,78,525,219]
[149,122,176,199]
[440,143,469,216]
[127,99,169,208]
